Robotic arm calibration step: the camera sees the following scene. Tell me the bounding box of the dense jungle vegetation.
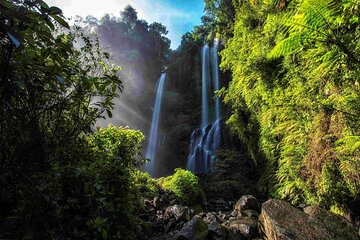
[0,0,168,238]
[1,0,360,239]
[204,0,360,215]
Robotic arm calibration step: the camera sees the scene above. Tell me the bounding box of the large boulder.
[202,213,229,240]
[175,216,208,240]
[227,218,259,239]
[234,195,260,213]
[242,209,259,219]
[208,220,229,240]
[164,204,193,222]
[304,205,359,240]
[260,199,358,240]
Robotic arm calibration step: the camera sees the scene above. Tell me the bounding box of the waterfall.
[212,38,221,121]
[201,45,210,127]
[186,40,221,173]
[145,73,166,176]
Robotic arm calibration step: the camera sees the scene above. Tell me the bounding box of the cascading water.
[145,73,166,176]
[187,40,221,173]
[212,38,221,121]
[201,44,210,127]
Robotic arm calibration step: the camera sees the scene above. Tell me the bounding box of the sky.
[46,0,205,49]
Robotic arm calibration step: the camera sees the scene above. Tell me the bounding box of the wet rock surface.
[175,216,208,240]
[260,199,358,240]
[234,195,260,213]
[140,190,359,240]
[226,218,259,239]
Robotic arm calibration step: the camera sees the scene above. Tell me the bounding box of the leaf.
[48,6,63,15]
[58,42,73,54]
[36,0,49,9]
[106,109,112,118]
[0,0,13,9]
[101,229,108,239]
[52,15,70,29]
[45,17,55,30]
[349,16,358,24]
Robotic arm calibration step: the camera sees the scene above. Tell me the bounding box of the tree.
[204,0,238,38]
[219,0,360,213]
[0,0,148,238]
[121,4,138,27]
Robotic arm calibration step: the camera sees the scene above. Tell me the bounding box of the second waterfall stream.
[187,39,222,173]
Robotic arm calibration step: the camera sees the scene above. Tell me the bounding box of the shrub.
[132,170,159,199]
[0,1,124,238]
[161,168,204,206]
[77,125,145,239]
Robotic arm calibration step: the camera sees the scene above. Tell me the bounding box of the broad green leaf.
[52,15,70,29]
[106,109,112,118]
[36,0,49,9]
[48,6,63,15]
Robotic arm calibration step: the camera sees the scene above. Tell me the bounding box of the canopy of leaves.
[214,0,360,212]
[0,1,149,238]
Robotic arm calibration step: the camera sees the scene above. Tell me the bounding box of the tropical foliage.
[0,1,148,238]
[2,0,360,238]
[160,168,204,206]
[206,0,360,212]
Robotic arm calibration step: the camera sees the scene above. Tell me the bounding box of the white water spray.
[187,40,222,173]
[145,73,166,176]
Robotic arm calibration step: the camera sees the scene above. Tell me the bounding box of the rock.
[227,218,259,239]
[198,212,206,218]
[230,210,239,217]
[164,205,192,222]
[208,220,228,240]
[169,199,179,205]
[145,199,154,207]
[152,221,166,233]
[228,217,237,222]
[203,212,218,224]
[197,212,229,240]
[218,213,228,223]
[260,199,359,240]
[304,205,359,240]
[205,199,234,212]
[227,229,247,240]
[161,188,177,204]
[153,197,161,209]
[165,219,178,233]
[234,195,260,213]
[242,209,259,219]
[175,216,208,240]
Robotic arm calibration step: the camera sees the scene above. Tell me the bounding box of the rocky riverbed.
[139,189,359,240]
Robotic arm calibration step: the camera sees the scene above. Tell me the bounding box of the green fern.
[220,0,360,210]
